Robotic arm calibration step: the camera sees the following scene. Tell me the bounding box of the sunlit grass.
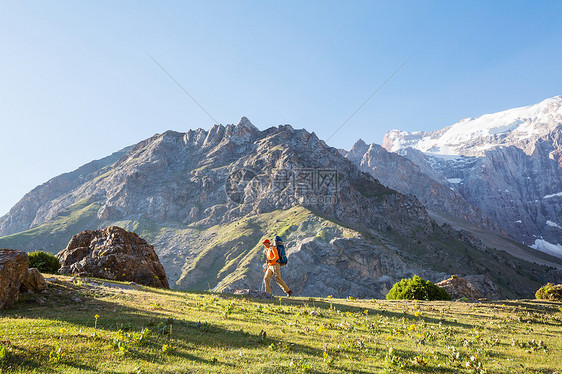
[0,275,560,373]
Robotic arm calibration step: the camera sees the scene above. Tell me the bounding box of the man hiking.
[262,239,292,296]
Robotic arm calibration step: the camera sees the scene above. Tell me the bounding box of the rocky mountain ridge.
[341,139,503,234]
[1,118,559,298]
[0,118,431,240]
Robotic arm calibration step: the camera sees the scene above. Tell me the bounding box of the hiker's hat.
[262,239,270,245]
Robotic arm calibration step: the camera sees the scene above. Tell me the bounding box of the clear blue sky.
[1,1,561,216]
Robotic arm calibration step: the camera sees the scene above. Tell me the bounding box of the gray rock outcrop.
[465,275,501,300]
[435,276,484,300]
[57,226,169,288]
[0,248,29,309]
[20,268,47,293]
[280,237,441,299]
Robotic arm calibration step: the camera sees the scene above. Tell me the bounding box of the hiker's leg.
[264,266,274,294]
[272,264,290,293]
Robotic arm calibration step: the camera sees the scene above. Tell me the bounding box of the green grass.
[1,275,560,373]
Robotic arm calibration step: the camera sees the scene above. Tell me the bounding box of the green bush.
[386,275,451,301]
[28,251,61,274]
[535,283,562,301]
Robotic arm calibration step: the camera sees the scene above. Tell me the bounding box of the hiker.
[262,239,292,296]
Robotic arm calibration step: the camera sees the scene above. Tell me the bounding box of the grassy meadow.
[0,276,561,373]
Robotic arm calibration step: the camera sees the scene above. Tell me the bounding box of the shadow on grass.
[5,278,324,370]
[1,343,93,374]
[501,299,562,313]
[228,296,477,329]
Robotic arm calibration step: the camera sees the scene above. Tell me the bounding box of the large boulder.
[435,275,483,300]
[20,268,47,292]
[56,226,169,288]
[0,249,29,309]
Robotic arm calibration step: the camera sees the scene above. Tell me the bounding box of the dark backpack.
[273,235,288,266]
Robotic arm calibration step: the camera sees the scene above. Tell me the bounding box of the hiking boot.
[287,290,293,296]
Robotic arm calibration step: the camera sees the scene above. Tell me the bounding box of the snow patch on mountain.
[532,239,562,258]
[543,192,562,199]
[383,96,562,157]
[546,220,562,229]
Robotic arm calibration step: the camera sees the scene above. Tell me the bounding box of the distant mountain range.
[376,96,562,258]
[1,103,561,298]
[383,96,562,160]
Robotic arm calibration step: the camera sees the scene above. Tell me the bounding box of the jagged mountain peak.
[236,116,257,130]
[0,119,414,236]
[355,138,367,146]
[352,138,368,151]
[342,139,370,164]
[343,139,504,234]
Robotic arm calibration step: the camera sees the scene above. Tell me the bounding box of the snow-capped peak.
[382,96,562,157]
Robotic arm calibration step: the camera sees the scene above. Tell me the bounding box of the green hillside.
[0,198,101,254]
[174,207,358,292]
[1,275,560,373]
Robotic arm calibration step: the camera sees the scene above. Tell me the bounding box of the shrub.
[535,283,562,301]
[28,251,61,274]
[386,275,451,301]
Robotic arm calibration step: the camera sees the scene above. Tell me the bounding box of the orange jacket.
[266,246,279,264]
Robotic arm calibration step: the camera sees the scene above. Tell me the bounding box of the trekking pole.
[261,262,267,293]
[261,266,265,293]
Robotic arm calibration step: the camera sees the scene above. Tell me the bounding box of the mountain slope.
[382,96,562,257]
[0,147,130,237]
[1,118,560,298]
[341,139,503,233]
[342,140,562,270]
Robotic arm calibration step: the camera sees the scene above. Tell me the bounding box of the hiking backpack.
[273,235,288,266]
